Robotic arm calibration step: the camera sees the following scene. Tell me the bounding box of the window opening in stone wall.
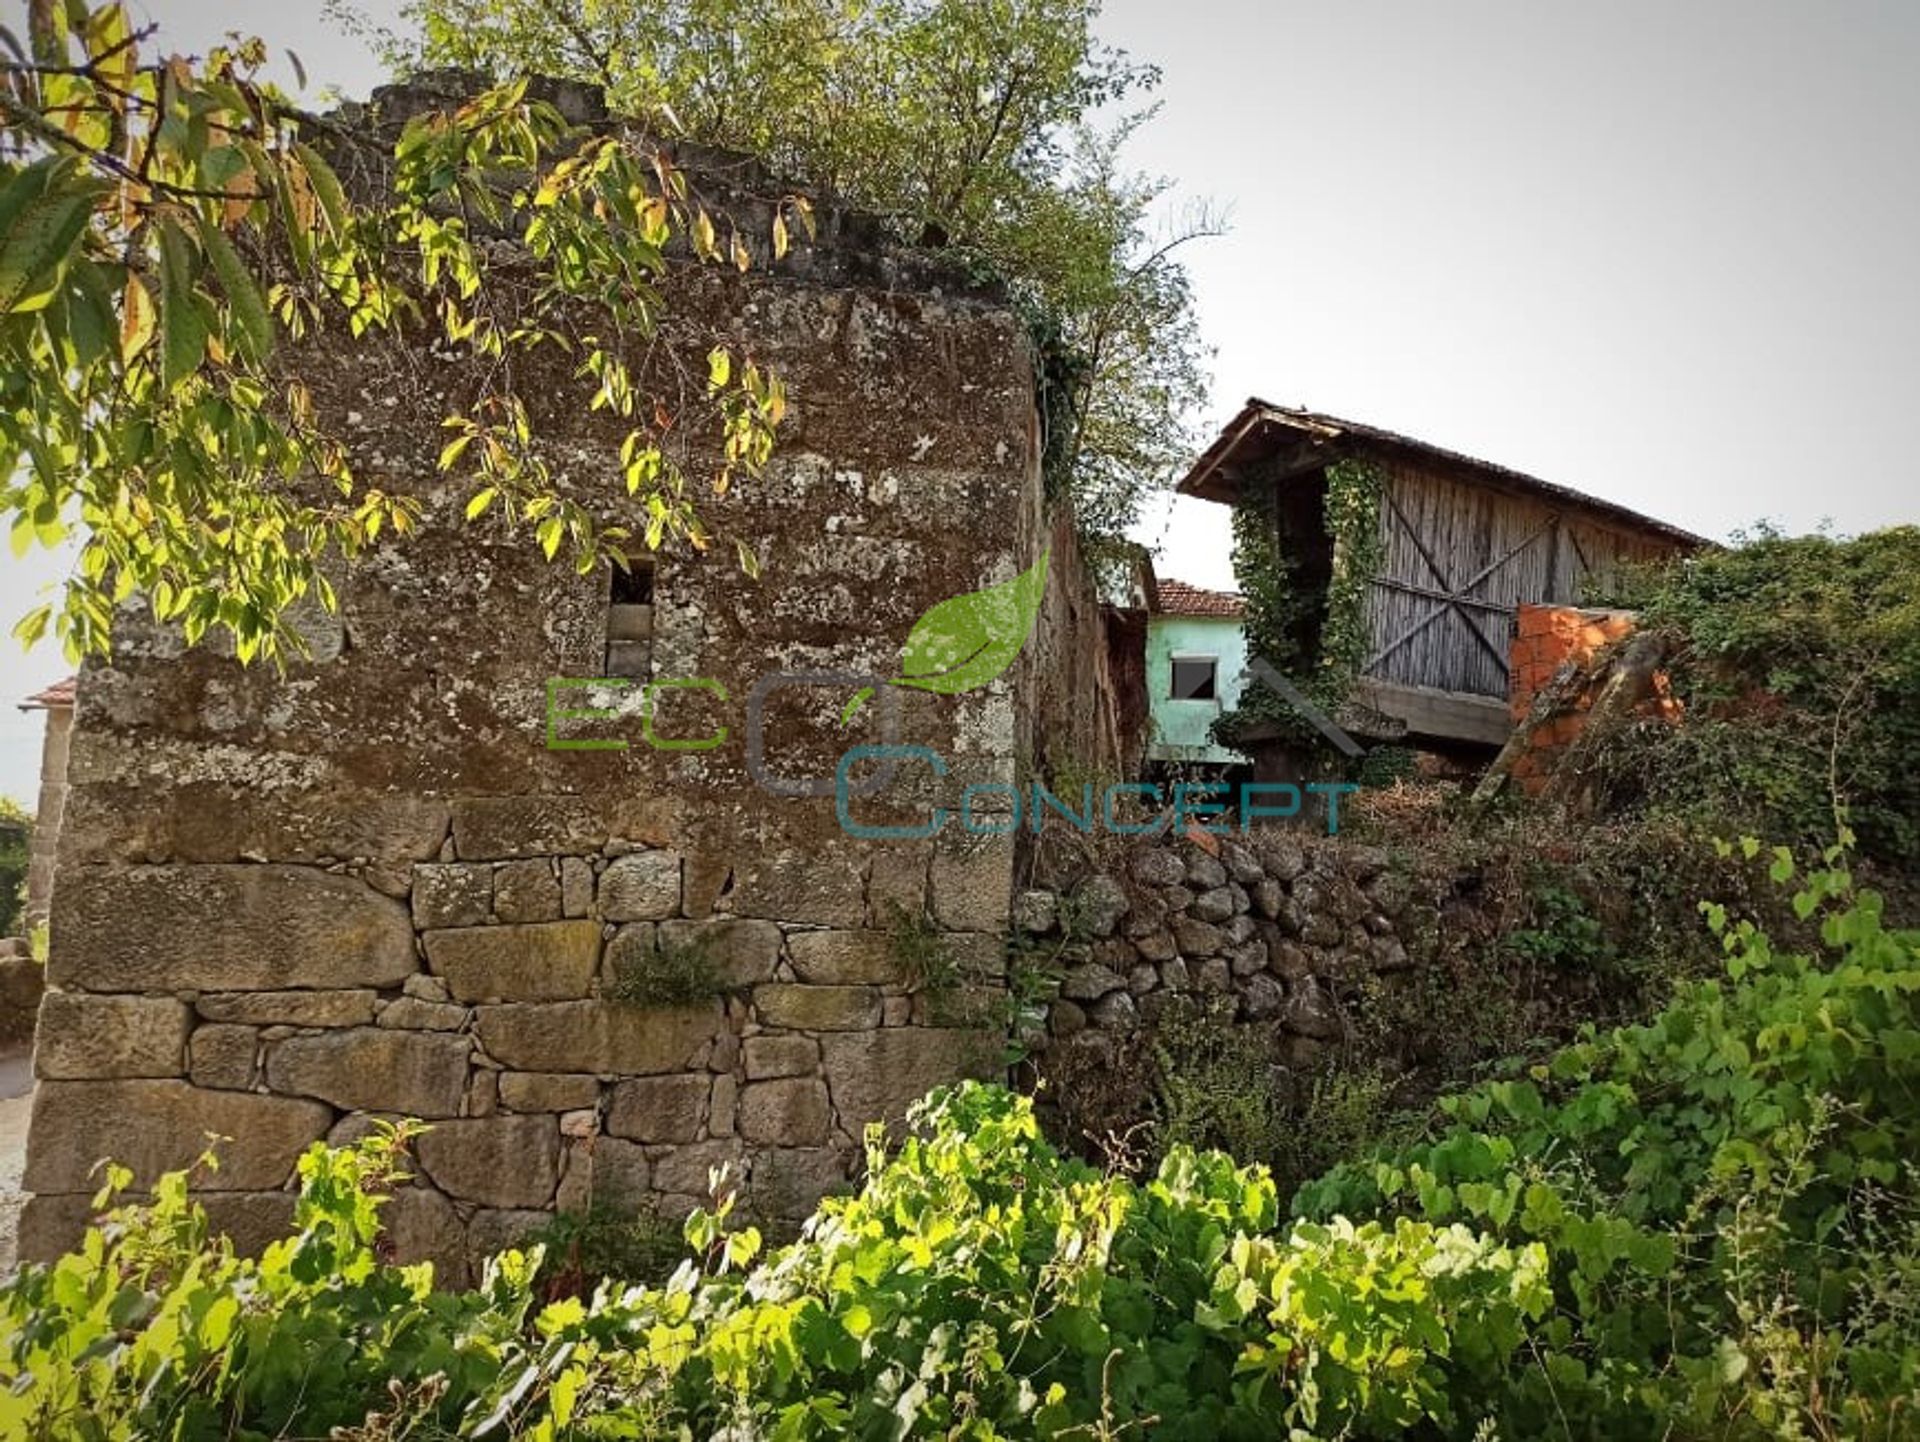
[606,560,654,678]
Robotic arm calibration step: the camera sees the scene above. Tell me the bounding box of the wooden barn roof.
[1178,400,1705,548]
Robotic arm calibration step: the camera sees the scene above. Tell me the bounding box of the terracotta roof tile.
[1154,579,1244,618]
[19,675,76,709]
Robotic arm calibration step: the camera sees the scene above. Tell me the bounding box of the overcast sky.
[3,0,1917,804]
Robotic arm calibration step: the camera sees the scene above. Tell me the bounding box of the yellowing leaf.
[119,272,155,360]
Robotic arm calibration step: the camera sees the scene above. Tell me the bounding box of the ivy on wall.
[1213,457,1386,754]
[1319,458,1387,694]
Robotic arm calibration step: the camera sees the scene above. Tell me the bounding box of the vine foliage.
[1215,455,1385,752]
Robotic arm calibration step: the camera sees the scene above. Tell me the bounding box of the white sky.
[2,0,1917,804]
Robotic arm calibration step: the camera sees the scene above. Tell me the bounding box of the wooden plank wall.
[1360,460,1676,699]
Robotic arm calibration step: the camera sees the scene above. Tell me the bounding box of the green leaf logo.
[842,548,1049,722]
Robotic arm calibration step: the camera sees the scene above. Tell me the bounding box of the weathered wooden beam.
[1351,679,1512,746]
[1370,576,1516,615]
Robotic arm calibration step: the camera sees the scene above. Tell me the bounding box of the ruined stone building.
[16,77,1122,1277]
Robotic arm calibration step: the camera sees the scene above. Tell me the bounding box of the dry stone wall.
[1013,831,1454,1098]
[22,82,1039,1277]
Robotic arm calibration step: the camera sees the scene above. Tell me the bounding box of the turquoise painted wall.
[1145,614,1249,765]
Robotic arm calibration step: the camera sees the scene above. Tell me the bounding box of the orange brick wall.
[1509,605,1637,722]
[1506,605,1677,794]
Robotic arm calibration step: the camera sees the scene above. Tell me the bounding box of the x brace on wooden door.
[1364,493,1558,679]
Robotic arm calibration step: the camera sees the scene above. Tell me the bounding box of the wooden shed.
[1178,401,1702,747]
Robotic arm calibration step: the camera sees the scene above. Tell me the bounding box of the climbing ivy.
[1318,458,1387,694]
[1215,456,1386,753]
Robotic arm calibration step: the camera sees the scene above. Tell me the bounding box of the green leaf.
[156,218,207,387]
[195,215,273,361]
[0,165,91,314]
[464,487,497,520]
[293,142,351,238]
[64,257,114,367]
[11,603,51,647]
[892,548,1048,696]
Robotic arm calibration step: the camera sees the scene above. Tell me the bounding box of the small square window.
[606,560,655,678]
[1171,656,1218,702]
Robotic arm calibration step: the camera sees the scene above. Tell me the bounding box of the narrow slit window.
[1171,655,1218,702]
[606,561,655,678]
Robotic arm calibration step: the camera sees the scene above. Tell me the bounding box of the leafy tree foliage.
[0,795,27,935]
[0,1,790,660]
[352,0,1217,559]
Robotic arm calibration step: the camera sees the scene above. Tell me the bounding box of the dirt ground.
[0,1047,32,1274]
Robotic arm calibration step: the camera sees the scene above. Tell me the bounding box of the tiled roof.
[19,675,76,709]
[1155,579,1244,618]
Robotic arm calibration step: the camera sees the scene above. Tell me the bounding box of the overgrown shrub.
[1597,525,1920,869]
[0,797,30,937]
[0,1090,1546,1440]
[1299,837,1920,1436]
[1153,996,1410,1202]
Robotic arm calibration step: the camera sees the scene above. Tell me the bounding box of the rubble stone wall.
[22,85,1040,1277]
[1014,830,1452,1081]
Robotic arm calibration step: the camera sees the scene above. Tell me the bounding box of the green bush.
[0,797,30,937]
[1600,525,1920,868]
[1153,996,1410,1202]
[4,847,1917,1439]
[1299,838,1920,1436]
[0,1099,1546,1439]
[527,1199,687,1298]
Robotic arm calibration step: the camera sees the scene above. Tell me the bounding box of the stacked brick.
[1504,605,1679,794]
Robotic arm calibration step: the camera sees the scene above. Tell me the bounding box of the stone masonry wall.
[22,83,1037,1277]
[1009,828,1466,1149]
[1019,832,1425,1056]
[22,701,70,933]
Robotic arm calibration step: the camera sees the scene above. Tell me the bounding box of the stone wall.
[1019,832,1426,1053]
[22,82,1037,1274]
[1009,828,1470,1149]
[22,701,70,933]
